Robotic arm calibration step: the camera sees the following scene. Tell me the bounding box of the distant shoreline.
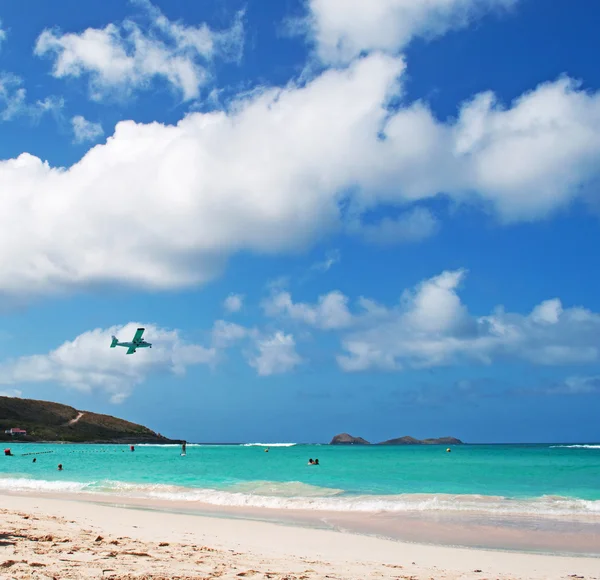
[1,439,183,445]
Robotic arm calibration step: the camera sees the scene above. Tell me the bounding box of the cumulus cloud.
[211,320,255,348]
[335,269,600,371]
[0,319,307,400]
[34,0,244,101]
[248,331,302,376]
[0,323,216,403]
[0,52,599,297]
[452,77,600,222]
[263,289,353,330]
[72,115,104,143]
[304,0,517,64]
[223,293,244,313]
[210,320,304,377]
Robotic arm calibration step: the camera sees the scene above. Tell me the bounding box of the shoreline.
[0,493,598,579]
[2,489,600,558]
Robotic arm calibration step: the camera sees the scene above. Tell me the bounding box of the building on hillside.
[4,428,27,437]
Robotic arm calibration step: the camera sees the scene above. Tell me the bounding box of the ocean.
[1,442,599,521]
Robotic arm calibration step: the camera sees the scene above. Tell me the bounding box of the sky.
[0,0,599,444]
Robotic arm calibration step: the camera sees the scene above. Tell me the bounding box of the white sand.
[0,493,598,579]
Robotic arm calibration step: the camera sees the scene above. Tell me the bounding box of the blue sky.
[0,0,599,444]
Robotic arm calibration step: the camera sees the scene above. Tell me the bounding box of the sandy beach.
[0,493,598,580]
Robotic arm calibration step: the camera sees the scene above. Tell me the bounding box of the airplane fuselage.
[115,341,151,349]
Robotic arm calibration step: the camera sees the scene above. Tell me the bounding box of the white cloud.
[0,389,22,398]
[211,320,255,348]
[0,73,64,122]
[223,293,244,313]
[0,323,216,403]
[0,73,26,121]
[335,269,600,371]
[263,289,353,330]
[210,320,303,377]
[72,115,104,143]
[0,20,6,50]
[451,77,600,222]
[34,0,244,102]
[543,376,600,396]
[0,53,599,297]
[353,207,440,245]
[304,0,517,64]
[248,331,302,376]
[311,249,340,272]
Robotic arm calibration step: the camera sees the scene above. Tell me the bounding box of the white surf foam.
[2,476,599,519]
[550,445,600,449]
[0,477,92,493]
[136,444,202,447]
[241,443,297,447]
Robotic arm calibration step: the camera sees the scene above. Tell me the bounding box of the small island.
[378,436,463,445]
[330,433,371,445]
[0,396,181,444]
[330,432,463,445]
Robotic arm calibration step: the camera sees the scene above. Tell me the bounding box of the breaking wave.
[550,445,600,449]
[1,476,599,519]
[241,443,297,447]
[137,444,202,447]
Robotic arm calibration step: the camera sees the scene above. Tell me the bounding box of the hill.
[0,396,181,444]
[330,433,371,445]
[378,436,463,445]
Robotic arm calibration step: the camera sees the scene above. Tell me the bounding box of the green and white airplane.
[110,327,152,355]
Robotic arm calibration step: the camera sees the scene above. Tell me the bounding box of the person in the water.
[308,458,314,465]
[58,464,63,471]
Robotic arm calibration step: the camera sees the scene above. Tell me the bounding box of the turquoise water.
[1,443,599,518]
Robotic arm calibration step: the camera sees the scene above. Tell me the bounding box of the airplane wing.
[126,346,137,355]
[132,328,145,343]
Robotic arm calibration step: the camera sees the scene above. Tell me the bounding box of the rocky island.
[0,396,181,444]
[330,433,371,445]
[378,436,463,445]
[330,433,463,445]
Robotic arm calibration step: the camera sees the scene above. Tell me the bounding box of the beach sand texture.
[0,494,598,579]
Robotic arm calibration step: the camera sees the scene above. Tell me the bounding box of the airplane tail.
[110,336,119,348]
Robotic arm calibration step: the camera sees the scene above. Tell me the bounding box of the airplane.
[110,327,152,355]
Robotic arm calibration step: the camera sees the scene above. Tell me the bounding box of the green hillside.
[0,396,180,444]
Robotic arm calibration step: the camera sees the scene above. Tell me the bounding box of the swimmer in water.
[32,458,36,463]
[58,464,63,471]
[314,458,319,465]
[308,458,314,465]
